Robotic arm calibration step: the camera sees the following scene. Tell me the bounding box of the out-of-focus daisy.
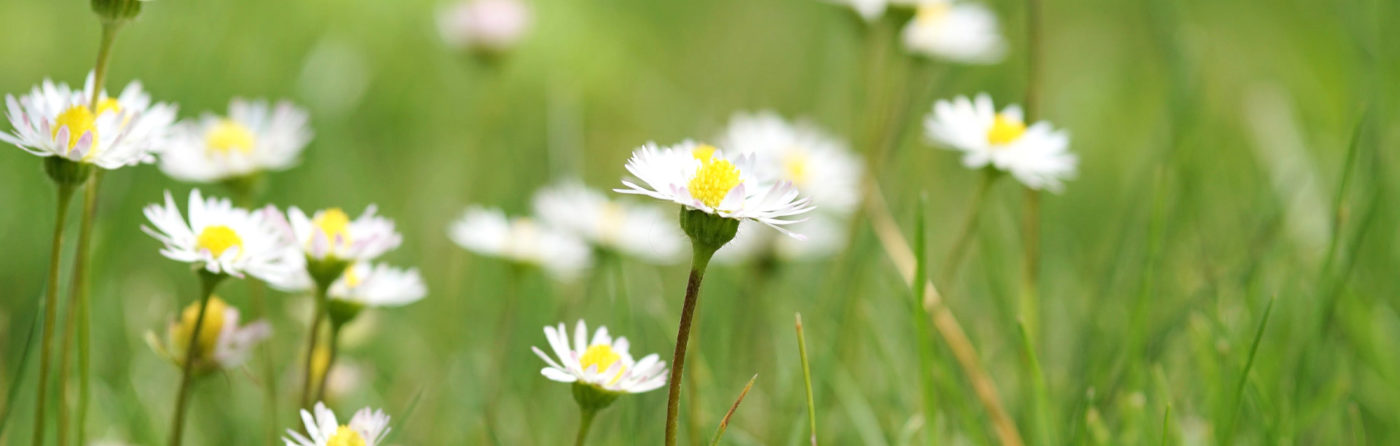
[533,182,685,263]
[146,296,270,374]
[924,93,1075,191]
[285,402,390,446]
[159,98,312,183]
[328,262,427,308]
[533,320,668,395]
[615,141,814,238]
[715,215,845,264]
[271,206,403,264]
[437,0,532,54]
[142,189,296,281]
[901,0,1005,64]
[1,73,175,169]
[448,206,592,279]
[718,112,863,214]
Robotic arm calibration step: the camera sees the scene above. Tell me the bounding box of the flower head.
[2,72,176,169]
[285,402,391,446]
[924,93,1075,191]
[142,189,296,281]
[270,205,403,264]
[437,0,533,54]
[146,296,270,374]
[532,320,668,395]
[615,141,814,238]
[718,112,863,214]
[159,98,312,183]
[328,262,427,308]
[533,182,685,263]
[901,0,1006,64]
[448,206,592,280]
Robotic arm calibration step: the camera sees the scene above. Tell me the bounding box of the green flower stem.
[573,407,598,446]
[663,243,719,446]
[938,170,998,286]
[300,288,329,409]
[56,172,101,446]
[33,182,78,446]
[167,271,225,446]
[313,323,344,404]
[795,314,817,446]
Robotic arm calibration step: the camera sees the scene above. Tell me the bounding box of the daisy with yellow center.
[286,402,391,446]
[141,189,297,280]
[534,320,669,394]
[615,140,814,238]
[159,98,312,183]
[269,205,402,265]
[2,72,176,169]
[145,296,271,375]
[924,93,1076,191]
[900,0,1006,64]
[532,182,685,264]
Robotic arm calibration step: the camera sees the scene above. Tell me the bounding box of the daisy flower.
[271,206,403,264]
[1,72,176,169]
[142,189,296,281]
[924,93,1075,191]
[448,206,592,280]
[532,320,669,395]
[285,402,391,446]
[328,262,427,308]
[718,112,863,214]
[533,182,685,263]
[146,296,271,374]
[159,98,312,183]
[437,0,532,54]
[901,0,1006,64]
[615,141,814,238]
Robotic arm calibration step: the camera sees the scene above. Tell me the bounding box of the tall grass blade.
[709,373,758,446]
[796,313,819,446]
[1223,295,1276,440]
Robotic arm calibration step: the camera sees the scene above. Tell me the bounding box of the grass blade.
[911,194,939,445]
[796,313,818,446]
[1223,295,1276,440]
[709,373,758,446]
[1016,320,1054,445]
[0,299,40,438]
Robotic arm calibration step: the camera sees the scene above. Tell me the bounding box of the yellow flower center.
[687,144,742,209]
[327,426,366,446]
[579,343,627,384]
[783,150,809,185]
[195,225,244,258]
[342,264,363,288]
[173,296,228,361]
[916,2,952,25]
[94,98,122,116]
[313,208,352,245]
[52,105,97,152]
[986,113,1027,146]
[205,119,257,154]
[597,202,625,243]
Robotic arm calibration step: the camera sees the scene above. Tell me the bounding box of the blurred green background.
[1,0,1397,444]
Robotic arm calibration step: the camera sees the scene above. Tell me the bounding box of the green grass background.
[0,0,1397,444]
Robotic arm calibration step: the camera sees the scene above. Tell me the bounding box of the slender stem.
[232,190,279,446]
[938,171,997,285]
[56,173,101,446]
[88,23,120,110]
[664,244,717,446]
[1018,190,1042,342]
[795,314,818,446]
[33,183,78,446]
[313,324,342,404]
[300,288,328,410]
[1023,0,1043,123]
[573,408,598,446]
[167,271,224,446]
[912,195,938,446]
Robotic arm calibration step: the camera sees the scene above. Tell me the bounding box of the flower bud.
[43,157,94,187]
[91,0,142,24]
[679,208,739,251]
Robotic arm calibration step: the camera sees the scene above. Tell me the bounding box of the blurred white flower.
[532,320,668,394]
[448,206,592,280]
[616,141,814,238]
[714,214,845,264]
[901,0,1005,64]
[286,402,391,446]
[437,0,532,53]
[141,189,296,281]
[718,111,863,214]
[924,93,1075,191]
[269,206,404,264]
[533,181,685,263]
[2,72,176,169]
[145,296,270,374]
[329,262,427,307]
[159,98,312,183]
